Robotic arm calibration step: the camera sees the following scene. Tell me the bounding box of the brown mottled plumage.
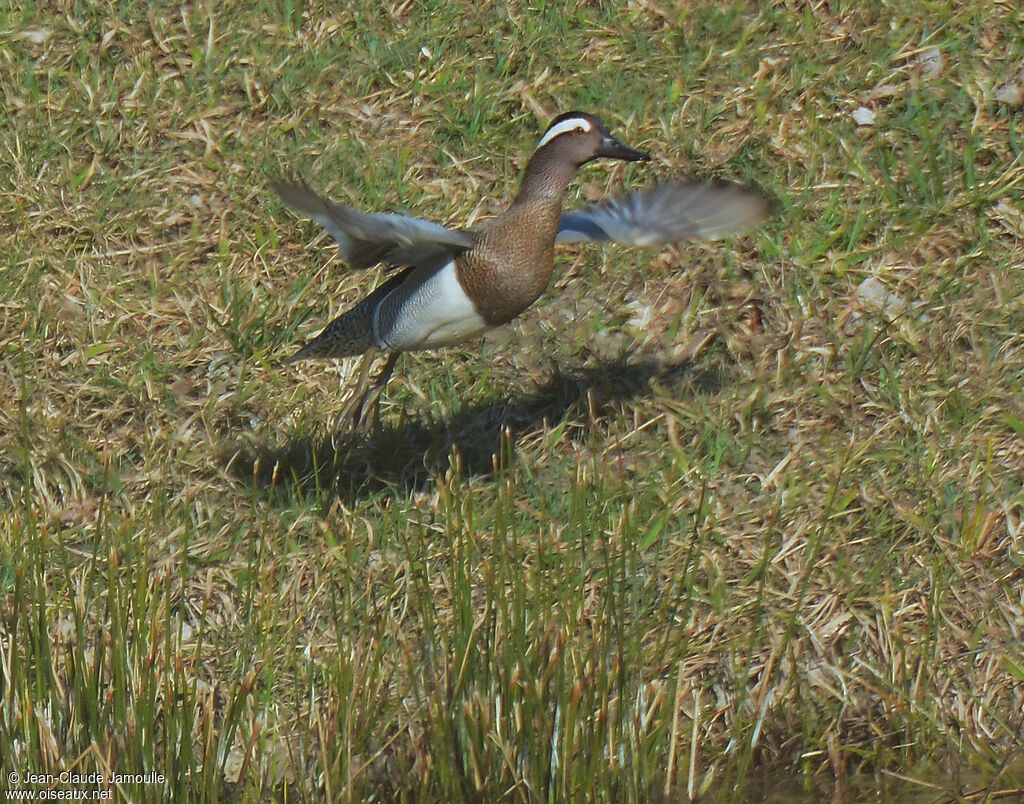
[273,112,769,430]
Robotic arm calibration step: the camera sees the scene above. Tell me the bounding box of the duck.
[273,112,768,430]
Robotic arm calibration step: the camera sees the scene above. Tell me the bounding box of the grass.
[1,0,1023,801]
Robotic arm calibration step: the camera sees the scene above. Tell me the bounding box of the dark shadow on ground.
[224,356,718,504]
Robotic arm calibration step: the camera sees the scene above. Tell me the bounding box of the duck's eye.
[537,117,593,148]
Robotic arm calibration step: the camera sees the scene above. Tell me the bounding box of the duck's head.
[534,112,651,166]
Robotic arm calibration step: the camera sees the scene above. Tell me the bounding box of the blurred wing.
[272,181,473,269]
[557,181,770,247]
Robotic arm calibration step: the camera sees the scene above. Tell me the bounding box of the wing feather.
[557,181,769,247]
[272,181,473,270]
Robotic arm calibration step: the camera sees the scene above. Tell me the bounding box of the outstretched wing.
[272,181,473,270]
[557,181,770,247]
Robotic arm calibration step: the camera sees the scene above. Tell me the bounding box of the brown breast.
[456,197,563,326]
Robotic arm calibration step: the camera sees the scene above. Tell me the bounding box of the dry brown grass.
[2,1,1023,801]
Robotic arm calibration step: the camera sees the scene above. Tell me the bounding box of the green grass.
[2,0,1023,801]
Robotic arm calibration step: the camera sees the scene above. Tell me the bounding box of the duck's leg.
[333,348,379,433]
[351,352,400,431]
[333,350,400,433]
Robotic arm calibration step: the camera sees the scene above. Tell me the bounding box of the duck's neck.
[512,153,580,207]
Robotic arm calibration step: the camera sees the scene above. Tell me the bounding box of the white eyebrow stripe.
[536,117,593,148]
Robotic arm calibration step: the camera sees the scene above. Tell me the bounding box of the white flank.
[536,116,593,148]
[375,259,490,351]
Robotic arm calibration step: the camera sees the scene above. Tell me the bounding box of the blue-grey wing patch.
[556,181,769,247]
[557,213,614,244]
[272,181,473,270]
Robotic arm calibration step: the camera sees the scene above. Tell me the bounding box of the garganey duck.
[273,112,768,430]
